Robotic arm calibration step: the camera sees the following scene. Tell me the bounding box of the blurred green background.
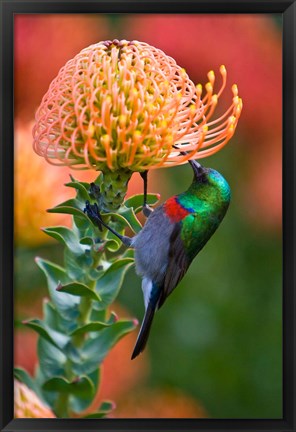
[14,13,282,419]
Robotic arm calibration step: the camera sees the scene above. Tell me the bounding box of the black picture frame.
[0,0,295,431]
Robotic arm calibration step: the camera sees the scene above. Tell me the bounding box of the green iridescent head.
[186,160,231,206]
[204,168,231,203]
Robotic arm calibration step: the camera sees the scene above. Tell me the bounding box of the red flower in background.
[124,14,282,229]
[124,15,281,141]
[14,15,109,121]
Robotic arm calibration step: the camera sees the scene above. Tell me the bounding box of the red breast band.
[164,196,191,222]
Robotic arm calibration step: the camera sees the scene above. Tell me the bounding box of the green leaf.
[95,258,134,309]
[33,366,56,408]
[71,320,137,375]
[43,300,58,329]
[79,236,95,246]
[51,198,83,209]
[105,237,121,252]
[48,204,86,218]
[74,222,93,239]
[88,218,125,252]
[102,209,141,234]
[38,338,67,379]
[14,367,44,400]
[118,207,142,233]
[124,193,160,212]
[23,319,70,350]
[70,321,113,337]
[88,367,100,394]
[43,299,76,334]
[107,311,118,324]
[64,248,92,281]
[83,400,115,418]
[43,373,100,413]
[90,309,117,324]
[43,375,94,397]
[70,368,100,413]
[42,226,85,255]
[48,199,90,225]
[99,212,130,229]
[99,400,115,412]
[122,248,135,259]
[88,266,105,282]
[90,307,107,321]
[57,282,101,302]
[36,258,79,321]
[68,176,91,191]
[64,181,90,202]
[73,214,93,232]
[83,412,107,419]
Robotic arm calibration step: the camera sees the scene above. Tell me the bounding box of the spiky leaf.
[71,320,137,375]
[57,282,101,302]
[124,193,160,213]
[38,338,67,379]
[23,319,70,350]
[43,375,94,396]
[117,207,142,233]
[83,400,115,418]
[42,226,85,255]
[35,258,79,321]
[95,258,134,309]
[64,181,90,202]
[70,321,113,337]
[14,367,44,400]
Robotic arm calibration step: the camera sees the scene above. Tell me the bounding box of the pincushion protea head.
[33,39,242,173]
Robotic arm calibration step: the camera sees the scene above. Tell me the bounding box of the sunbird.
[85,158,231,359]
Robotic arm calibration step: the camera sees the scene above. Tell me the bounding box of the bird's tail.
[131,303,156,360]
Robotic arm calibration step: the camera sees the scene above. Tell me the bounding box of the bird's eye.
[198,173,208,184]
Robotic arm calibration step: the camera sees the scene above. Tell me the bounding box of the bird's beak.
[172,145,205,177]
[188,159,205,177]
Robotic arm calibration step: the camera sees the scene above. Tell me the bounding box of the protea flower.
[33,39,242,209]
[14,380,55,418]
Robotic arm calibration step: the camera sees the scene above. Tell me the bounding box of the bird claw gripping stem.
[84,201,133,247]
[142,204,153,218]
[84,201,104,232]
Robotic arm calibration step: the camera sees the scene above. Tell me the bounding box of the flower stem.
[72,297,93,347]
[21,177,143,419]
[98,169,133,211]
[54,392,69,418]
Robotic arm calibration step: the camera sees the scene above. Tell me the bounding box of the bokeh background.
[14,14,282,418]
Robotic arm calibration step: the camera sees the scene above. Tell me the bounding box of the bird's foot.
[142,204,153,218]
[84,201,104,231]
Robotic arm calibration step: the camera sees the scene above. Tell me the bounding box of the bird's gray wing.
[158,221,191,309]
